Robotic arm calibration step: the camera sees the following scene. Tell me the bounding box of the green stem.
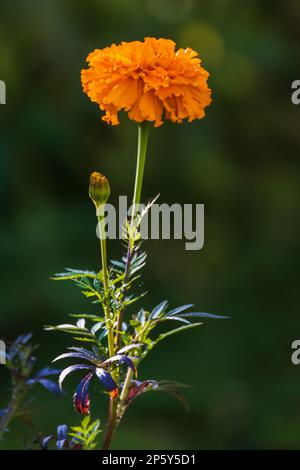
[117,123,149,415]
[102,123,149,449]
[102,398,117,450]
[97,205,114,358]
[0,379,27,440]
[116,123,149,348]
[97,204,116,450]
[131,123,149,220]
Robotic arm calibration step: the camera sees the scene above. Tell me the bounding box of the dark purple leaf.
[33,367,61,379]
[59,364,94,390]
[35,378,63,396]
[95,368,118,398]
[68,347,101,363]
[103,355,137,376]
[56,439,68,450]
[57,424,68,440]
[126,379,188,410]
[41,435,55,450]
[53,351,100,366]
[126,380,156,403]
[73,372,94,414]
[17,333,33,346]
[118,356,137,376]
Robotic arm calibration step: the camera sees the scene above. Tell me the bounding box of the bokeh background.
[1,0,300,450]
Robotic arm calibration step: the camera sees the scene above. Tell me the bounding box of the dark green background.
[1,0,300,449]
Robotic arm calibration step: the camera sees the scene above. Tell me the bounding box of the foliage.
[46,200,227,448]
[39,417,101,450]
[0,334,62,439]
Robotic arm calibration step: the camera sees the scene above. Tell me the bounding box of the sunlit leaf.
[150,300,169,319]
[157,322,202,342]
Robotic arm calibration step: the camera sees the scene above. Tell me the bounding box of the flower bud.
[89,171,110,207]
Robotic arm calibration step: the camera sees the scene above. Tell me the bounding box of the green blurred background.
[1,0,300,450]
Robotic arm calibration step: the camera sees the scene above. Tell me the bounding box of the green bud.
[89,171,110,208]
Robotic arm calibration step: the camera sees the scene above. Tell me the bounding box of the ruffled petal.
[81,37,212,126]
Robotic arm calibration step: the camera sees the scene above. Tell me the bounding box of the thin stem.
[117,123,149,417]
[102,123,149,449]
[97,204,116,450]
[131,123,149,220]
[102,398,117,450]
[115,123,149,347]
[0,379,27,440]
[97,205,114,358]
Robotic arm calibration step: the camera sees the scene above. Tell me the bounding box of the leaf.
[166,304,194,316]
[53,350,100,366]
[81,415,91,430]
[41,435,55,450]
[69,314,104,321]
[136,308,146,324]
[97,329,108,341]
[102,355,136,375]
[150,300,169,319]
[162,316,191,325]
[91,322,104,335]
[81,291,98,298]
[157,322,202,343]
[179,312,229,319]
[68,346,101,361]
[45,324,93,337]
[95,369,118,397]
[76,319,85,329]
[32,367,61,379]
[153,380,189,411]
[47,323,84,330]
[110,260,126,270]
[123,291,147,308]
[73,337,100,345]
[73,372,94,414]
[117,343,144,354]
[51,269,97,281]
[125,378,188,411]
[34,378,63,396]
[57,424,68,443]
[58,365,93,389]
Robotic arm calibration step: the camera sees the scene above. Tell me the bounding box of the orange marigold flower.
[81,37,212,127]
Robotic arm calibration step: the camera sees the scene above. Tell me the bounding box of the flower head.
[81,37,212,127]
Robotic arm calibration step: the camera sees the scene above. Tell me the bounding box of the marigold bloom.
[81,37,212,127]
